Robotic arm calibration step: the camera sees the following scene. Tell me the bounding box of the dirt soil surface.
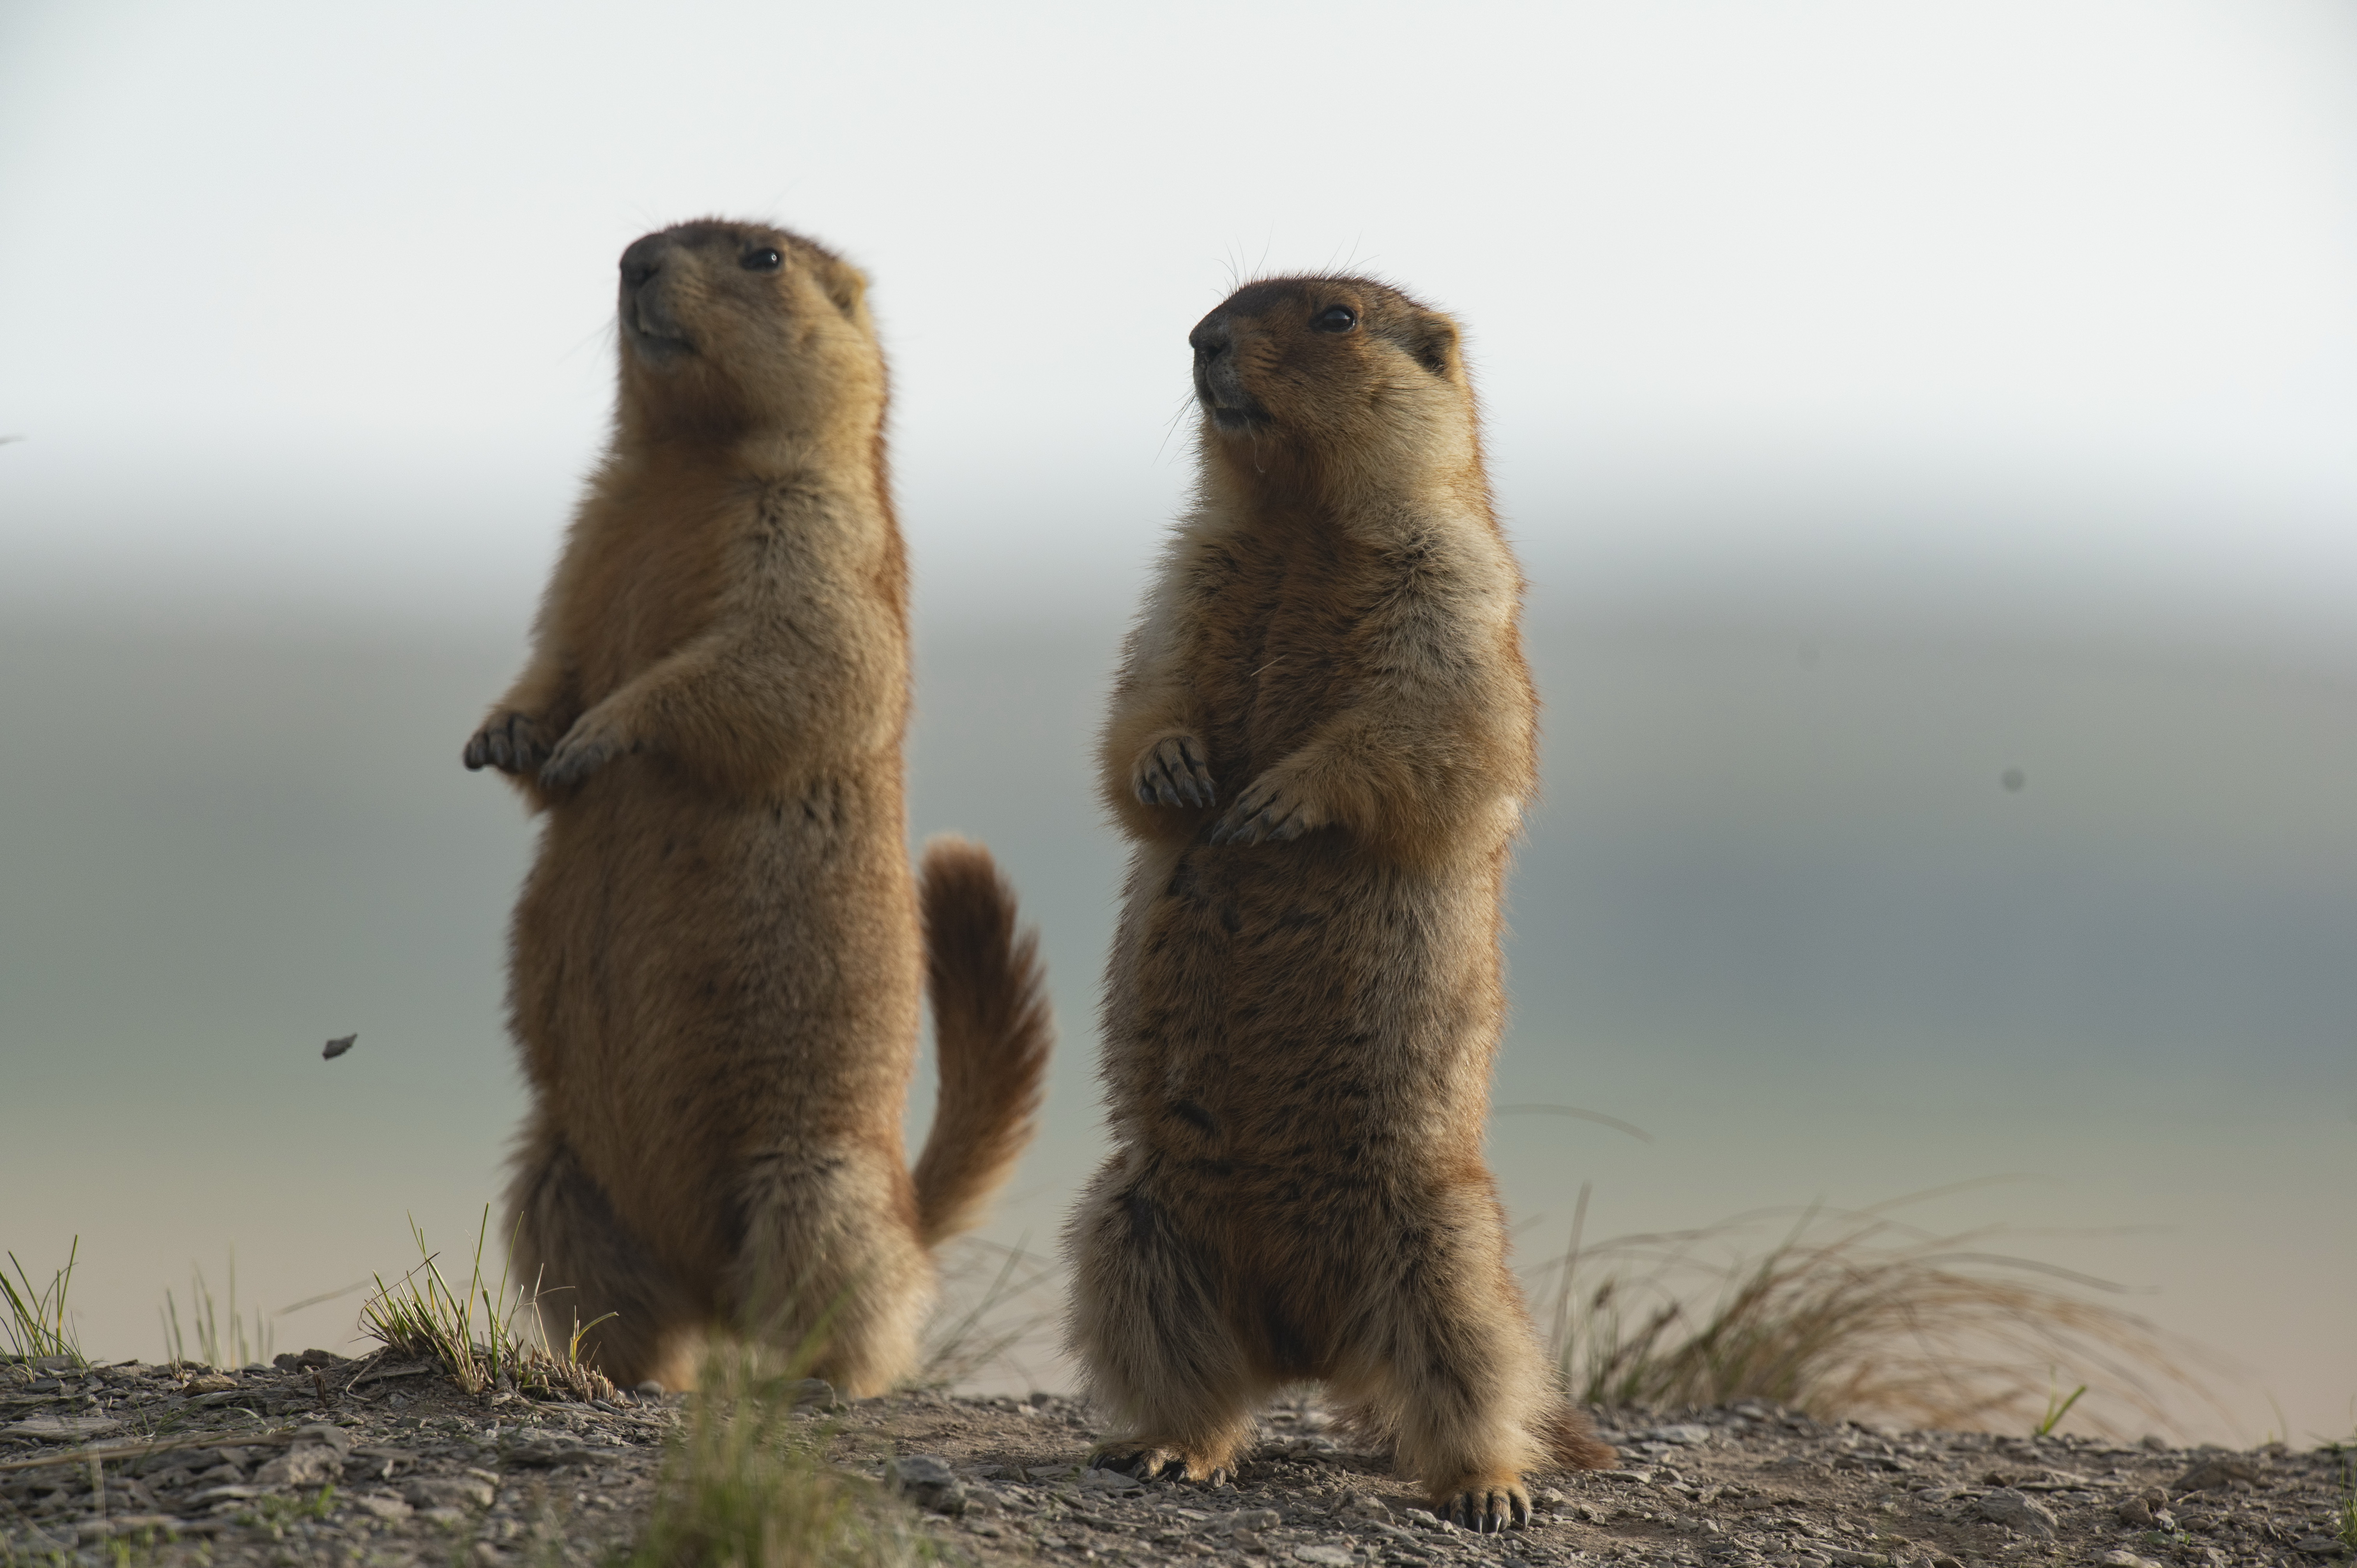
[5,1353,2352,1566]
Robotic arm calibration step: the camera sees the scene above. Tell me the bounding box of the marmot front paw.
[537,716,628,790]
[1133,733,1217,808]
[1207,768,1323,846]
[463,711,554,775]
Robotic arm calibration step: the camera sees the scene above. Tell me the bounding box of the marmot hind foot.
[1431,1474,1530,1534]
[1090,1437,1233,1487]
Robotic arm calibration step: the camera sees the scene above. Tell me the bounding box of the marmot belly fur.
[464,219,1050,1394]
[1065,275,1612,1530]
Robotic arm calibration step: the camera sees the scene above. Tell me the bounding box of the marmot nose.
[1190,321,1231,363]
[619,234,670,291]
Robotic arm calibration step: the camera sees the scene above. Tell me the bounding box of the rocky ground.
[5,1352,2351,1566]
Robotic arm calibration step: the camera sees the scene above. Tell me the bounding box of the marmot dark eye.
[1313,305,1357,333]
[742,247,784,272]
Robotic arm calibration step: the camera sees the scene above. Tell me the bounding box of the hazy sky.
[5,1,2357,632]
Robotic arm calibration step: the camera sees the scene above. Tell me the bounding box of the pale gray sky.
[5,1,2357,633]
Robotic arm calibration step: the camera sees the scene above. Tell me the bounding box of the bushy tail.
[1544,1400,1618,1471]
[911,835,1053,1248]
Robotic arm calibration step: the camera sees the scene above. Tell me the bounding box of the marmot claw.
[537,726,621,790]
[1093,1441,1228,1485]
[1438,1482,1529,1533]
[1207,772,1315,846]
[1134,734,1217,809]
[463,712,549,775]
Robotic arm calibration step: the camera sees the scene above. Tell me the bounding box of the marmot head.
[613,219,884,446]
[1189,275,1479,498]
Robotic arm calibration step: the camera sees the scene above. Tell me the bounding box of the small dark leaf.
[322,1034,357,1060]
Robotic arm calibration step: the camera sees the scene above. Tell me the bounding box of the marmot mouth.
[625,318,695,362]
[1207,403,1268,433]
[623,292,695,360]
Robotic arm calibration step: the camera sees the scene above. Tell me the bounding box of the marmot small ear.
[1411,315,1458,378]
[819,259,868,320]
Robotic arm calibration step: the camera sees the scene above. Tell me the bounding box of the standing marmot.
[464,219,1051,1395]
[1065,275,1612,1531]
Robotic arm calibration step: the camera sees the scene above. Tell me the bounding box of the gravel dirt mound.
[5,1353,2350,1565]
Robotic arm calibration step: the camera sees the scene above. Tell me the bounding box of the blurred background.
[2,0,2352,1442]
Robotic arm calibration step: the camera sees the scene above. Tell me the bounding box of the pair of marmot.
[466,219,1609,1531]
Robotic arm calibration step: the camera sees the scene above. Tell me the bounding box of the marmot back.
[465,219,1050,1393]
[1066,274,1611,1532]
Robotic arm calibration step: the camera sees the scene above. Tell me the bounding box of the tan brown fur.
[1065,275,1612,1532]
[466,219,1050,1395]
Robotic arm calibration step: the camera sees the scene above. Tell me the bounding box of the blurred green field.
[2,604,2351,1443]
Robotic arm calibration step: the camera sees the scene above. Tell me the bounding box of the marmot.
[1065,275,1613,1531]
[463,219,1051,1395]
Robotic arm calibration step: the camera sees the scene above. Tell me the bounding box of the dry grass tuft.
[2325,1442,2357,1552]
[626,1346,924,1568]
[1541,1184,2221,1436]
[358,1208,615,1403]
[2,1239,83,1368]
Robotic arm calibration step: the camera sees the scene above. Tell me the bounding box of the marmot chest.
[568,509,735,698]
[1187,526,1385,777]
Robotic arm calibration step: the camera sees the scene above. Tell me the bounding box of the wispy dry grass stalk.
[158,1248,272,1370]
[627,1347,923,1568]
[1541,1185,2220,1436]
[358,1208,615,1403]
[919,1236,1058,1391]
